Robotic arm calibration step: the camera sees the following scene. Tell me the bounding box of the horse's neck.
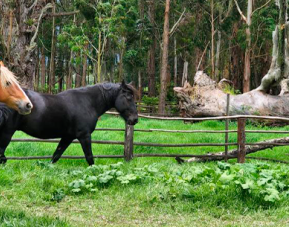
[90,84,118,116]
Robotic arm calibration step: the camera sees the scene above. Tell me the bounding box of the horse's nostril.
[26,103,32,109]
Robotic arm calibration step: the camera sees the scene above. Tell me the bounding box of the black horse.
[0,81,138,165]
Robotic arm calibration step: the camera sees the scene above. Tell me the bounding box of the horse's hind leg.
[78,135,94,166]
[51,137,73,164]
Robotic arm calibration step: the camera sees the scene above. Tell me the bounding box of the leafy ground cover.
[1,115,289,226]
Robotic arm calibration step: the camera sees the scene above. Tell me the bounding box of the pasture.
[1,114,289,226]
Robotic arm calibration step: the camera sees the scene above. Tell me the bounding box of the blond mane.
[0,62,19,88]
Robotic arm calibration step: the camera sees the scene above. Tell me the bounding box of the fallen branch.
[184,136,289,162]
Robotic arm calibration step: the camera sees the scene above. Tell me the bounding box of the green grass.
[1,115,289,226]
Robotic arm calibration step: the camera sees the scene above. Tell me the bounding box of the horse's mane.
[0,62,19,88]
[126,84,140,100]
[101,82,139,100]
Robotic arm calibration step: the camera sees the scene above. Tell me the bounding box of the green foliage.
[64,161,289,205]
[222,84,241,95]
[51,188,65,202]
[25,19,34,26]
[142,95,159,106]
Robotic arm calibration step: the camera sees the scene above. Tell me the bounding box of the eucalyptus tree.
[0,0,53,89]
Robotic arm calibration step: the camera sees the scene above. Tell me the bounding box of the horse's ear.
[128,81,135,87]
[121,80,128,89]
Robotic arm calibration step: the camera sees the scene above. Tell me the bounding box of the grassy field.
[1,114,289,226]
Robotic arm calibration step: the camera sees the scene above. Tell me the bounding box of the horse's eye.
[6,81,11,87]
[126,94,133,100]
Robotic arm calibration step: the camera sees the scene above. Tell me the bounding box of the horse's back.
[19,89,98,139]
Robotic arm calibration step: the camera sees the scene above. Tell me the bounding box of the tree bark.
[174,71,289,118]
[242,0,253,93]
[82,43,88,87]
[40,46,46,89]
[49,1,56,94]
[230,22,244,91]
[147,0,157,97]
[97,32,102,83]
[215,30,221,80]
[257,0,288,94]
[158,0,170,115]
[182,61,188,86]
[211,0,215,78]
[0,1,53,89]
[67,50,73,90]
[34,47,40,90]
[75,52,81,87]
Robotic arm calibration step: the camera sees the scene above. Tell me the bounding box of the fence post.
[225,94,230,162]
[124,124,134,161]
[237,118,246,163]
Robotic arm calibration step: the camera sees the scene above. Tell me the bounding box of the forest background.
[0,0,278,114]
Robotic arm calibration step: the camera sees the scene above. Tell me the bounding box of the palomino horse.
[0,62,33,115]
[0,81,138,165]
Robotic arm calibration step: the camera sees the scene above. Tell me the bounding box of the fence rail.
[8,112,289,163]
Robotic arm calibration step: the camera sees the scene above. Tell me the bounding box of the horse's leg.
[78,134,94,166]
[0,132,14,164]
[51,137,74,164]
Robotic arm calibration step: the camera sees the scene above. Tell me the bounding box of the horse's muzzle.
[127,117,138,125]
[17,101,33,115]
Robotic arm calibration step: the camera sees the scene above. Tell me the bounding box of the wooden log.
[237,118,246,163]
[124,124,134,161]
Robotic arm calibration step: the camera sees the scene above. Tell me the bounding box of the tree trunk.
[118,38,125,82]
[215,30,221,80]
[49,1,56,94]
[158,0,170,115]
[58,53,64,93]
[0,1,53,89]
[243,0,252,93]
[67,50,73,90]
[34,47,40,90]
[82,43,88,87]
[67,14,76,90]
[257,0,288,94]
[174,71,289,118]
[174,37,178,87]
[40,47,46,89]
[230,22,244,91]
[97,32,102,83]
[75,52,81,87]
[182,61,188,86]
[147,0,157,97]
[211,0,215,78]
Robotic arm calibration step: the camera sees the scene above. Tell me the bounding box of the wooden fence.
[8,112,289,163]
[136,101,178,116]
